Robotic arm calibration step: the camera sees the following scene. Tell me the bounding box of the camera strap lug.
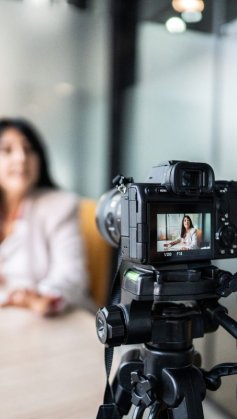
[112,174,134,194]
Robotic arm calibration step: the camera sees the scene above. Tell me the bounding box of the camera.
[97,160,237,266]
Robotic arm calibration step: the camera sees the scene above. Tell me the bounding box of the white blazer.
[0,188,88,308]
[180,227,198,249]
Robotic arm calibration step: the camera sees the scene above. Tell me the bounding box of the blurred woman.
[0,118,87,315]
[164,215,198,250]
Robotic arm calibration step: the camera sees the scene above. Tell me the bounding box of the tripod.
[96,263,237,418]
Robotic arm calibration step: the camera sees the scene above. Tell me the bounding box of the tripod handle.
[212,307,237,339]
[203,302,237,339]
[202,363,237,391]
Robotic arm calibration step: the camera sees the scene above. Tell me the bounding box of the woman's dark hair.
[181,215,194,238]
[0,118,56,188]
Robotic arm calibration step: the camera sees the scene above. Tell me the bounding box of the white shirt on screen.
[180,227,198,249]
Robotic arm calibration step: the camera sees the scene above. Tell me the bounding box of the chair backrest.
[79,198,112,307]
[196,228,203,246]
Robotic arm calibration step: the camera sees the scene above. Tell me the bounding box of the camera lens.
[96,188,121,247]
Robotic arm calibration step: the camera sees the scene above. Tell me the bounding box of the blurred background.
[0,0,236,417]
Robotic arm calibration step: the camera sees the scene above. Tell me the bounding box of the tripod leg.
[167,399,196,419]
[96,404,122,419]
[148,402,166,419]
[165,396,204,419]
[131,403,173,419]
[132,405,146,419]
[112,349,144,416]
[162,366,205,419]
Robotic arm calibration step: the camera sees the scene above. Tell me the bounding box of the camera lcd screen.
[148,203,213,264]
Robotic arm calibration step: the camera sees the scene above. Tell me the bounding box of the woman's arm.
[1,289,63,315]
[1,193,88,315]
[35,194,88,312]
[164,238,181,248]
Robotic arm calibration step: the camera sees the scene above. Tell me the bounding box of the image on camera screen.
[157,213,211,253]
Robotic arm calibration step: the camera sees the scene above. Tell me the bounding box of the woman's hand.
[0,289,63,315]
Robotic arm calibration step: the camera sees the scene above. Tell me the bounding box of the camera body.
[120,161,237,265]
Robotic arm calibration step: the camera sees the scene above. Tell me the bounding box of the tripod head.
[96,262,237,347]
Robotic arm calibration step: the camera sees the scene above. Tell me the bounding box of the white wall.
[219,31,237,180]
[122,23,216,182]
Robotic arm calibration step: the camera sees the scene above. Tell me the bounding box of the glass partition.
[0,0,109,198]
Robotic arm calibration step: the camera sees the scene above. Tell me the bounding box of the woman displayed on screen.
[164,215,198,251]
[0,118,88,315]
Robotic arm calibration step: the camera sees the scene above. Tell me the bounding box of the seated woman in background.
[0,118,88,315]
[164,215,198,251]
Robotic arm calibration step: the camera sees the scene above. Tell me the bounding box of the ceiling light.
[166,17,186,34]
[172,0,205,13]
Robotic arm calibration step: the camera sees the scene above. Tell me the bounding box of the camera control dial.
[218,224,237,248]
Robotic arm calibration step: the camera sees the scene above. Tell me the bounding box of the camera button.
[220,249,226,255]
[230,249,234,254]
[158,187,167,193]
[145,187,153,195]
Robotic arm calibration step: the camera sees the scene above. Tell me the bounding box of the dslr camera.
[98,160,237,266]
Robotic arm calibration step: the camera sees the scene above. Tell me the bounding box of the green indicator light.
[126,270,140,281]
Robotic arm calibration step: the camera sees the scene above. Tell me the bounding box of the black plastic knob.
[131,371,154,407]
[96,306,125,346]
[219,224,236,247]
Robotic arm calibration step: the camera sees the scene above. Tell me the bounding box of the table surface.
[157,240,181,251]
[0,308,234,419]
[0,308,105,419]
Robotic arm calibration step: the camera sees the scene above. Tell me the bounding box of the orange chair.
[196,229,203,247]
[79,198,112,307]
